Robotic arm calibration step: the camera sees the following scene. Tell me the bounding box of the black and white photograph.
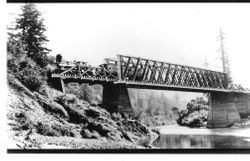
[4,1,250,153]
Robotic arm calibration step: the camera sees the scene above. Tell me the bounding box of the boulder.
[34,92,69,120]
[80,129,101,139]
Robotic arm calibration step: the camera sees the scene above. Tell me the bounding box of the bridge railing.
[52,62,119,82]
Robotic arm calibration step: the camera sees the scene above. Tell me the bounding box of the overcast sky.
[7,3,250,88]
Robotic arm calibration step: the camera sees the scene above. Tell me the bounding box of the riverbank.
[157,124,250,138]
[152,124,250,149]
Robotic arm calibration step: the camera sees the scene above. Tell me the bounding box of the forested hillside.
[128,89,205,127]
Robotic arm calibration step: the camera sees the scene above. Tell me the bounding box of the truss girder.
[118,55,228,89]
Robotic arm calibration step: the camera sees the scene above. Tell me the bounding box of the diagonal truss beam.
[117,55,229,90]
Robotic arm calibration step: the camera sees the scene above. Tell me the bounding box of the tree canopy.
[7,3,51,91]
[14,3,51,67]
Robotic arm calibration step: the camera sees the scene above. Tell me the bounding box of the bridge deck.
[119,81,248,93]
[51,74,249,93]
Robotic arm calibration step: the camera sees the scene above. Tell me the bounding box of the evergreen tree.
[15,3,51,67]
[173,93,180,105]
[146,92,157,116]
[137,89,146,108]
[161,92,170,114]
[7,3,50,91]
[78,84,95,103]
[7,31,26,73]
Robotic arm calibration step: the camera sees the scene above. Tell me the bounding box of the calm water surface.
[152,126,250,149]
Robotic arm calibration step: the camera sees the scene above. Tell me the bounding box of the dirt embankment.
[7,75,157,149]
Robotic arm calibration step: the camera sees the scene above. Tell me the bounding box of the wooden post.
[117,55,122,81]
[60,78,66,93]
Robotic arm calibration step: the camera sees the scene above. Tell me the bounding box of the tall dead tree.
[204,56,209,69]
[218,28,232,84]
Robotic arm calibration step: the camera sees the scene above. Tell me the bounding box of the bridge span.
[50,54,250,128]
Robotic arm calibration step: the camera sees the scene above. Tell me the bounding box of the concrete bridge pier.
[102,83,133,115]
[207,92,250,128]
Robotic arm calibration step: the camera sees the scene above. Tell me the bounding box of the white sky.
[7,3,250,88]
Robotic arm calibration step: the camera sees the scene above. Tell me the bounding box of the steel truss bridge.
[51,54,249,93]
[51,54,250,128]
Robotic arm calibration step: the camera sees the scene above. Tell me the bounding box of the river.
[152,124,250,149]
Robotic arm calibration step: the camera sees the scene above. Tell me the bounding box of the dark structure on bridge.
[51,55,250,128]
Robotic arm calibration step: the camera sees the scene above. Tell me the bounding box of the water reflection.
[153,134,250,149]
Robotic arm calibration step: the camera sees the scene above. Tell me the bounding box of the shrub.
[36,120,76,137]
[138,112,176,128]
[65,83,97,103]
[13,111,35,131]
[21,119,34,130]
[8,53,47,92]
[47,55,56,65]
[36,121,59,136]
[17,67,44,91]
[54,94,90,124]
[111,113,123,121]
[33,55,49,68]
[177,97,209,128]
[179,110,208,127]
[136,135,151,148]
[7,54,20,73]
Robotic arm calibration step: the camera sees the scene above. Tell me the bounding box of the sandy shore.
[158,124,250,138]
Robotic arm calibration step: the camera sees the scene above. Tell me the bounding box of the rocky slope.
[7,75,157,149]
